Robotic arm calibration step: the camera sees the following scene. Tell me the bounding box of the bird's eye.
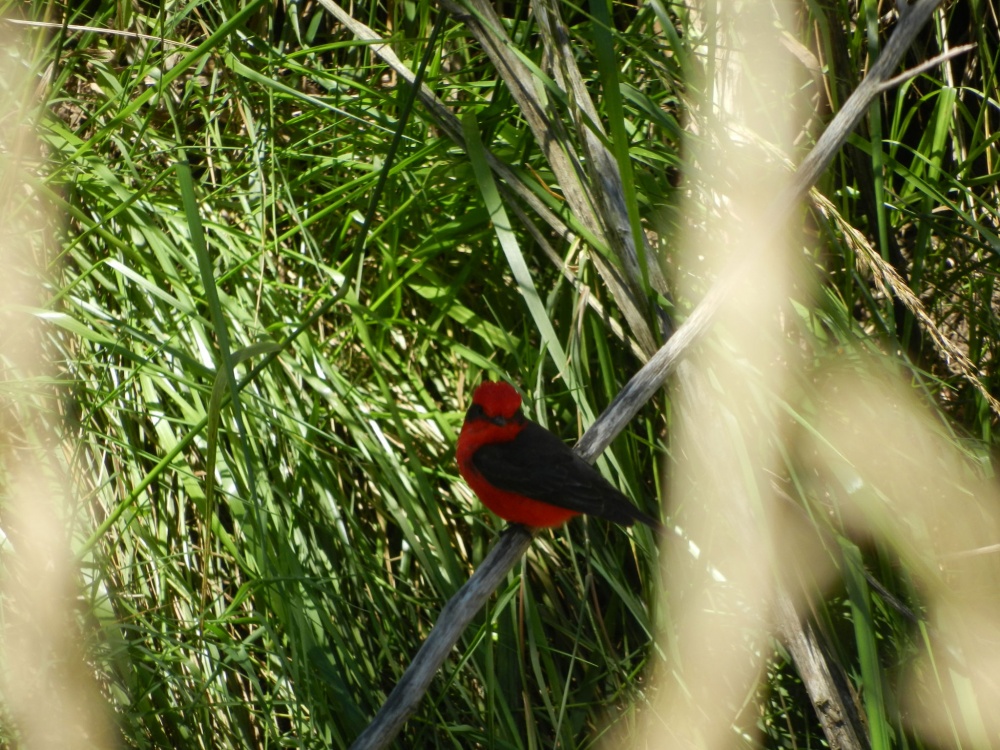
[489,408,523,426]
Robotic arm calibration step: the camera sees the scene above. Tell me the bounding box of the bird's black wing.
[471,420,659,528]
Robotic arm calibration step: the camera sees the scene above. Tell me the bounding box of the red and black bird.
[456,381,660,530]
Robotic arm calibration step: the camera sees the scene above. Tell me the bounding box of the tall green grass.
[0,0,997,748]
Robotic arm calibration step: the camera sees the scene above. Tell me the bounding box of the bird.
[456,380,660,530]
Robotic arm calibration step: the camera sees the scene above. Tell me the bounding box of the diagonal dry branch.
[576,0,951,461]
[530,0,676,343]
[318,0,658,356]
[340,2,950,748]
[440,0,667,354]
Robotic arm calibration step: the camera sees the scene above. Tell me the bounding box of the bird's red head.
[470,381,523,421]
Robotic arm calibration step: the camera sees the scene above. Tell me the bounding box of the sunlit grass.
[0,0,997,748]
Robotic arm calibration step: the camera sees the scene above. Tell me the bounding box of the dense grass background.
[0,0,998,748]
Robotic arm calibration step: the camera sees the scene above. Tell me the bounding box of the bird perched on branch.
[457,380,660,530]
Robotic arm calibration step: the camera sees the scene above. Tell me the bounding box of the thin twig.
[874,43,975,93]
[3,18,196,48]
